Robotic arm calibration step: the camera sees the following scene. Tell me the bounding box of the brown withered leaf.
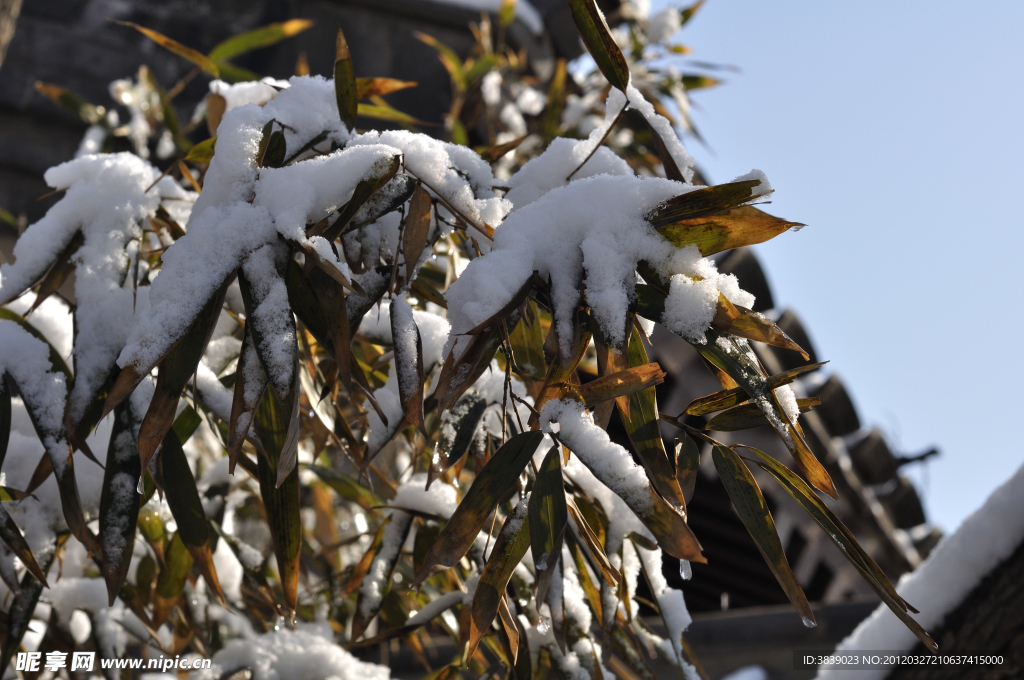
[403,184,433,284]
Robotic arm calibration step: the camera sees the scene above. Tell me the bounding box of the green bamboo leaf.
[335,26,358,130]
[184,136,217,164]
[356,102,429,126]
[464,55,501,84]
[543,59,568,143]
[152,532,193,627]
[0,533,67,670]
[254,377,302,611]
[391,296,426,435]
[695,330,837,499]
[99,403,141,604]
[208,19,314,62]
[137,506,166,565]
[647,179,765,227]
[705,397,819,432]
[135,282,228,474]
[428,393,487,488]
[213,60,261,84]
[0,505,47,587]
[710,444,814,627]
[413,431,543,585]
[34,83,103,125]
[619,325,686,508]
[739,444,937,651]
[567,0,631,92]
[674,434,699,504]
[683,361,827,416]
[0,377,10,470]
[304,464,384,512]
[159,430,225,603]
[497,0,518,27]
[306,265,352,389]
[111,20,219,77]
[530,446,568,606]
[414,32,466,90]
[467,498,531,660]
[657,205,802,258]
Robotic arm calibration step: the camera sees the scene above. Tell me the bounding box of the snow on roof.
[816,460,1024,679]
[433,0,545,34]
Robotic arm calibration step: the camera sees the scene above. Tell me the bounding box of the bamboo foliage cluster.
[0,1,935,678]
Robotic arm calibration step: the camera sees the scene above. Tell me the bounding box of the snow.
[405,590,464,627]
[210,78,286,111]
[0,153,192,423]
[723,667,769,680]
[433,0,545,34]
[391,473,458,518]
[635,542,694,671]
[646,6,681,43]
[192,623,389,680]
[358,302,451,370]
[240,243,296,396]
[390,294,421,401]
[817,461,1024,679]
[358,510,412,620]
[540,399,655,518]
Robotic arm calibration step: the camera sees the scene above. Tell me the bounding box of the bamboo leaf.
[356,102,429,126]
[648,179,766,227]
[479,134,530,163]
[314,155,402,242]
[111,20,219,76]
[433,323,507,413]
[712,295,809,359]
[0,505,47,587]
[208,19,314,62]
[356,77,417,100]
[254,377,302,611]
[0,533,66,670]
[414,431,543,585]
[705,397,819,432]
[403,184,433,284]
[343,519,387,599]
[136,282,228,473]
[573,363,666,408]
[566,497,619,587]
[567,0,631,92]
[34,83,103,124]
[99,403,141,604]
[305,464,384,512]
[29,231,83,314]
[0,377,10,470]
[498,0,518,27]
[152,532,193,627]
[159,430,225,603]
[335,26,358,130]
[391,296,426,435]
[619,326,686,509]
[227,330,267,472]
[184,136,217,164]
[711,444,814,627]
[675,434,699,504]
[428,393,487,488]
[684,361,828,416]
[414,33,466,90]
[695,330,837,498]
[530,446,568,606]
[306,266,352,390]
[467,499,531,660]
[657,205,802,258]
[739,444,936,651]
[543,59,568,143]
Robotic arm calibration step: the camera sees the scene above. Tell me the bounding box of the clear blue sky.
[654,0,1024,532]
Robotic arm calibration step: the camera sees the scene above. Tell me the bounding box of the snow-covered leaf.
[390,295,426,435]
[683,360,827,416]
[98,403,141,604]
[227,330,267,471]
[711,294,810,360]
[0,533,66,669]
[429,393,486,488]
[414,431,543,586]
[352,510,413,640]
[704,397,818,432]
[315,155,402,242]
